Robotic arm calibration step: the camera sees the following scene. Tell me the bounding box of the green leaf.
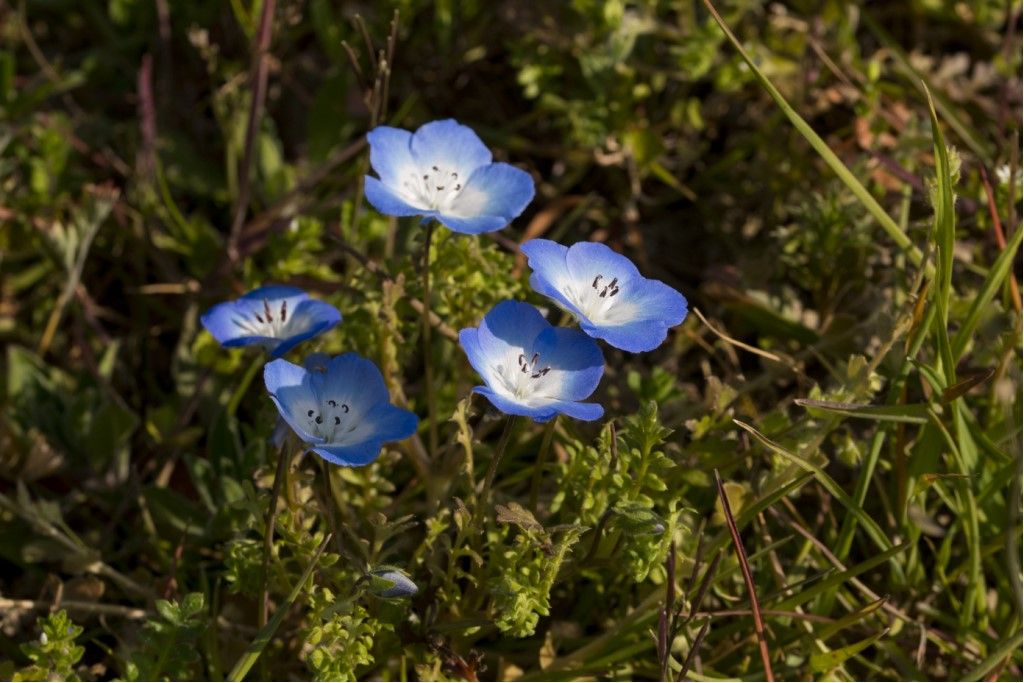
[795,398,931,424]
[810,629,889,674]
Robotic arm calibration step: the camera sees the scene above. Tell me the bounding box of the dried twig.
[227,0,278,262]
[714,468,774,681]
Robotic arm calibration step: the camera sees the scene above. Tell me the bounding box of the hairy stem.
[421,221,439,457]
[480,415,518,505]
[528,417,557,512]
[259,444,290,629]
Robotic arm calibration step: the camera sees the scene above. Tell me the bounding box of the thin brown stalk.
[677,619,710,681]
[714,468,775,681]
[259,445,290,629]
[980,166,1021,313]
[227,0,277,262]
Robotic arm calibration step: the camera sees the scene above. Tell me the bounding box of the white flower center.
[492,350,555,401]
[303,399,358,443]
[569,273,637,325]
[401,164,465,212]
[232,298,307,341]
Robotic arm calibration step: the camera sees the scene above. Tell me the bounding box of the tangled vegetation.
[0,0,1020,680]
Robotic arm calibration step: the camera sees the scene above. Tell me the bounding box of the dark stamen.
[454,184,461,191]
[334,416,341,425]
[436,186,444,191]
[592,274,603,289]
[281,300,288,321]
[307,410,315,417]
[432,165,439,171]
[328,400,337,407]
[264,299,273,323]
[315,415,323,424]
[531,352,540,366]
[255,313,265,324]
[342,404,349,413]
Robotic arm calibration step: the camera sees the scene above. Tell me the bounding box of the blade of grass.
[228,534,331,682]
[951,225,1024,359]
[810,628,889,675]
[924,83,958,389]
[794,398,930,424]
[961,631,1024,682]
[700,0,923,267]
[733,419,902,580]
[771,542,909,612]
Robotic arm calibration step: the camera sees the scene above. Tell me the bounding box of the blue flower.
[201,285,341,359]
[459,300,605,423]
[520,240,689,353]
[264,352,418,466]
[364,119,535,234]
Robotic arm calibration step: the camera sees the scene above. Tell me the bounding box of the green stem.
[259,444,290,630]
[480,415,518,505]
[528,418,557,512]
[421,221,439,458]
[227,353,265,417]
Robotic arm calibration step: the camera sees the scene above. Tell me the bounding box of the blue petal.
[360,403,419,443]
[458,327,491,383]
[626,278,689,326]
[309,352,391,409]
[364,176,429,217]
[200,301,251,345]
[473,386,558,423]
[542,399,604,421]
[520,239,581,316]
[267,300,342,358]
[565,242,641,286]
[441,163,534,226]
[366,126,416,188]
[311,405,417,466]
[581,318,670,353]
[476,301,551,364]
[410,119,492,175]
[240,285,309,302]
[531,326,604,401]
[434,213,510,235]
[264,359,323,444]
[312,441,384,467]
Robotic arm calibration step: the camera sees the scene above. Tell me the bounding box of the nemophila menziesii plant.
[200,285,342,358]
[8,3,1021,682]
[459,300,605,422]
[521,239,689,353]
[264,353,418,466]
[363,119,535,234]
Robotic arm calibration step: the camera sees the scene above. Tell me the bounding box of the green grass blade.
[733,419,896,559]
[772,543,909,611]
[816,597,888,641]
[794,398,930,424]
[961,631,1024,681]
[924,83,958,389]
[951,226,1024,359]
[700,0,922,267]
[810,628,889,675]
[227,535,331,682]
